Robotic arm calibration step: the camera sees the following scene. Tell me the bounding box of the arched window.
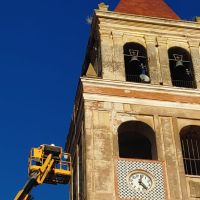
[180,125,200,175]
[124,43,150,83]
[168,47,196,88]
[118,121,157,160]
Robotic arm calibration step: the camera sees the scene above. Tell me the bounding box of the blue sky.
[0,0,199,199]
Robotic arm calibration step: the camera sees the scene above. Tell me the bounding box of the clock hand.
[139,181,148,190]
[139,174,143,182]
[138,175,148,190]
[138,174,142,184]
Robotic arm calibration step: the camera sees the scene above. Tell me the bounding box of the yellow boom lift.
[14,144,71,200]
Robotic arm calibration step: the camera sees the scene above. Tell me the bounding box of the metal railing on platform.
[126,74,150,83]
[172,80,196,89]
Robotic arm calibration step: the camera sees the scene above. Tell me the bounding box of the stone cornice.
[80,77,200,98]
[83,93,200,111]
[94,10,200,31]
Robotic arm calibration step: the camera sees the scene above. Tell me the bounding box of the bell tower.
[65,1,200,200]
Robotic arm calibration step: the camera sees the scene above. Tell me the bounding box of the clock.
[116,159,166,199]
[127,170,154,192]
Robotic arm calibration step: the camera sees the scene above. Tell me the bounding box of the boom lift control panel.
[14,144,71,200]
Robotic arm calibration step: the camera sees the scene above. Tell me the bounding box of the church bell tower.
[65,0,200,199]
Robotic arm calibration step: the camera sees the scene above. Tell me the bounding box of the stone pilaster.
[153,115,165,161]
[157,37,172,86]
[112,31,126,81]
[188,40,200,89]
[145,36,161,85]
[100,30,114,80]
[160,117,182,200]
[172,116,188,200]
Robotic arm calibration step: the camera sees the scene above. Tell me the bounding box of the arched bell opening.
[118,121,157,160]
[180,125,200,176]
[168,47,196,88]
[124,43,150,83]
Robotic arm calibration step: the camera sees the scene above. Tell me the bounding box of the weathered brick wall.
[83,97,200,200]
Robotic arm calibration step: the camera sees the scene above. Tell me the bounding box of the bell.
[175,60,184,69]
[174,60,185,73]
[129,56,140,65]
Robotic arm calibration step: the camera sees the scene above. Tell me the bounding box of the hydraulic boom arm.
[14,154,54,200]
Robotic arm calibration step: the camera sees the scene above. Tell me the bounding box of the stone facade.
[65,4,200,200]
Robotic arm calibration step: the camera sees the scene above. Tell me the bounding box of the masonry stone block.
[93,129,113,160]
[87,191,94,200]
[93,111,99,128]
[93,111,110,130]
[94,161,114,193]
[85,109,92,129]
[86,159,93,191]
[85,128,94,160]
[103,101,112,110]
[114,103,123,111]
[93,193,115,200]
[123,104,131,112]
[189,180,200,198]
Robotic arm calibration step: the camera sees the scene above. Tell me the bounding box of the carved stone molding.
[188,40,200,48]
[145,36,156,43]
[99,30,112,38]
[157,37,168,44]
[112,31,124,39]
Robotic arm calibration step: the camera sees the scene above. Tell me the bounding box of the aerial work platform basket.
[15,144,72,200]
[28,144,71,185]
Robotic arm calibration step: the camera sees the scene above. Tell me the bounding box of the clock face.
[128,172,153,192]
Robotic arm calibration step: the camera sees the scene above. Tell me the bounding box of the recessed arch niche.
[180,125,200,175]
[124,42,149,83]
[168,46,196,88]
[118,121,157,160]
